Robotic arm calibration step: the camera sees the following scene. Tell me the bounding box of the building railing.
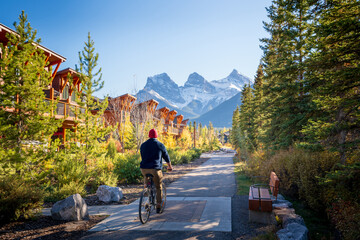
[164,124,183,135]
[44,98,84,119]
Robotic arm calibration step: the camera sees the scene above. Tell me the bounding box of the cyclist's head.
[149,129,158,138]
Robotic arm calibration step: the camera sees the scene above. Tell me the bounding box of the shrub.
[244,147,339,210]
[114,153,142,184]
[47,181,87,202]
[106,139,117,159]
[167,148,202,165]
[327,200,360,240]
[45,154,89,202]
[167,148,181,165]
[321,162,360,239]
[87,154,118,192]
[0,175,43,222]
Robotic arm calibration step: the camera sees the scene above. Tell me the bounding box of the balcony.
[164,124,182,135]
[44,98,84,121]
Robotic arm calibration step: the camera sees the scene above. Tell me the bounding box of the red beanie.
[149,129,158,138]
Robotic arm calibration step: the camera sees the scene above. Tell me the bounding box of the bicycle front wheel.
[139,188,151,224]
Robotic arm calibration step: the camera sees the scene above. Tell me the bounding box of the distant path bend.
[167,151,236,197]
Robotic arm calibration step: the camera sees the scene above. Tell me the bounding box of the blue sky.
[1,0,271,97]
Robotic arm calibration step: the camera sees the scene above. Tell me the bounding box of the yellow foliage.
[178,128,192,149]
[161,134,175,148]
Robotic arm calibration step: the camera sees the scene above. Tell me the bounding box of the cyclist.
[140,128,173,213]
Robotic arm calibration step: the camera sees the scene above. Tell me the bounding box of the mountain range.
[136,69,252,127]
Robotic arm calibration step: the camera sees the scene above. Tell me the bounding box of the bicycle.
[138,173,166,224]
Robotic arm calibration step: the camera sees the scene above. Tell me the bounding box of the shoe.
[156,207,161,214]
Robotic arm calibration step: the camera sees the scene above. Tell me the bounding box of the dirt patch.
[0,215,107,240]
[0,157,210,240]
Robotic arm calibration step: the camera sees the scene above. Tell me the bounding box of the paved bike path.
[167,151,236,197]
[82,151,236,239]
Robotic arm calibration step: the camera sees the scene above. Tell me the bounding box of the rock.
[277,194,286,200]
[96,185,123,203]
[274,207,305,227]
[277,223,308,240]
[273,207,295,218]
[273,200,293,209]
[282,212,305,227]
[51,194,89,221]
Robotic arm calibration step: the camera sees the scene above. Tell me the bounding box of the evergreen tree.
[304,0,360,163]
[231,106,241,148]
[261,0,315,149]
[0,11,62,176]
[73,32,111,164]
[239,84,255,151]
[252,63,266,148]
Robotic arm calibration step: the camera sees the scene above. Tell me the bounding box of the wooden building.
[104,93,137,128]
[0,23,81,144]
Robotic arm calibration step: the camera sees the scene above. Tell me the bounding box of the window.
[71,91,76,101]
[63,85,69,100]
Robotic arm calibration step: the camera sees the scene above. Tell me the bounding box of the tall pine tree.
[261,0,315,149]
[239,84,255,152]
[73,32,111,165]
[304,0,360,163]
[0,11,62,176]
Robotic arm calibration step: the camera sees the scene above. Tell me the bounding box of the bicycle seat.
[145,174,154,178]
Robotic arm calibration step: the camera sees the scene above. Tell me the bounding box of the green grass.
[233,157,257,195]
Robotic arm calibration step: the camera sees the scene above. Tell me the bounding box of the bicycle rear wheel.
[139,188,151,224]
[160,182,166,213]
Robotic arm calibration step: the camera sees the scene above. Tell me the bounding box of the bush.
[114,153,142,184]
[167,148,182,165]
[47,181,87,202]
[45,155,89,202]
[87,154,118,192]
[327,200,360,240]
[244,148,339,210]
[0,175,44,222]
[321,162,360,239]
[167,148,202,165]
[106,139,117,159]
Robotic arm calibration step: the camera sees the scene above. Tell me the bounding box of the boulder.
[277,194,285,200]
[51,194,89,221]
[277,223,308,240]
[282,211,305,227]
[273,200,293,209]
[96,185,123,203]
[273,207,305,227]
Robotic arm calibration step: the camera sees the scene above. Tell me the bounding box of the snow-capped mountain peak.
[183,72,216,93]
[137,69,251,119]
[144,73,178,90]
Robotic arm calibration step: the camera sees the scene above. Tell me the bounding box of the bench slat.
[250,186,260,199]
[249,186,260,210]
[259,188,271,199]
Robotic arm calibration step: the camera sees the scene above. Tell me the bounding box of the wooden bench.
[249,171,279,212]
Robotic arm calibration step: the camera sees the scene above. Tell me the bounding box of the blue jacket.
[140,138,170,170]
